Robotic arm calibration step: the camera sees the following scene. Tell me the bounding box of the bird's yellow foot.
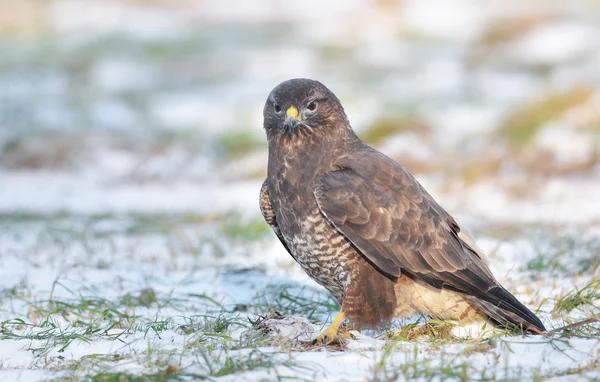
[312,325,351,345]
[312,311,351,345]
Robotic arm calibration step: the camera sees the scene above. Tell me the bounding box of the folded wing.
[313,147,545,332]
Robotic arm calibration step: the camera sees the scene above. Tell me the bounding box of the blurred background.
[0,0,599,221]
[0,2,599,379]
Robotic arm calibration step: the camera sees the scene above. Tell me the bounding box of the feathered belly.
[284,212,356,303]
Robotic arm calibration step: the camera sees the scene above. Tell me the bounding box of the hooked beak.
[285,116,298,129]
[285,106,299,129]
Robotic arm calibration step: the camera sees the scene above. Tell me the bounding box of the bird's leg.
[312,310,350,345]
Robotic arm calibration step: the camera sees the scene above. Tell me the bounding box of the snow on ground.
[1,0,599,381]
[0,178,597,380]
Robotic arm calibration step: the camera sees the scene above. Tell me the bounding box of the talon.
[312,311,350,345]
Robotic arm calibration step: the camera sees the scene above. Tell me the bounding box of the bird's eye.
[274,104,282,113]
[307,101,317,111]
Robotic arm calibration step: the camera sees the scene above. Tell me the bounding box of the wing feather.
[260,179,296,262]
[314,146,545,332]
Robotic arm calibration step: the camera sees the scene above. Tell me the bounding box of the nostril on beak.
[285,116,298,128]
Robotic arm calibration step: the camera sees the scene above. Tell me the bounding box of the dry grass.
[0,132,88,170]
[458,156,504,185]
[500,87,595,147]
[478,14,554,46]
[361,116,430,146]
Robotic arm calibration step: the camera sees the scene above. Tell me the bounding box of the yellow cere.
[286,106,299,119]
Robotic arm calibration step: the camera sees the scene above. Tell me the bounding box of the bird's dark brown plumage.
[259,78,545,339]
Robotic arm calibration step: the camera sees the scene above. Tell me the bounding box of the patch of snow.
[240,47,320,83]
[447,176,600,225]
[473,69,544,105]
[194,0,364,24]
[0,170,262,215]
[0,340,40,369]
[0,370,54,382]
[450,322,504,338]
[507,22,599,66]
[256,315,317,343]
[89,100,139,130]
[0,198,598,380]
[51,1,188,41]
[345,331,386,351]
[535,121,595,165]
[426,103,502,139]
[91,58,158,93]
[0,71,69,99]
[415,58,466,98]
[378,132,434,161]
[357,41,413,70]
[149,92,218,130]
[402,0,489,41]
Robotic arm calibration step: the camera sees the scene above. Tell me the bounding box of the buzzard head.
[263,78,348,139]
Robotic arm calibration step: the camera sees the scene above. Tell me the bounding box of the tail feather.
[466,287,546,333]
[437,269,546,333]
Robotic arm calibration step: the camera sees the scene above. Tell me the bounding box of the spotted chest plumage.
[260,177,398,328]
[261,175,356,304]
[283,210,356,303]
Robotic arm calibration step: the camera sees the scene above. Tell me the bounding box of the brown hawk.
[259,78,545,344]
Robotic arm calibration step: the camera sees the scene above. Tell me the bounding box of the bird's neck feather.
[267,124,360,183]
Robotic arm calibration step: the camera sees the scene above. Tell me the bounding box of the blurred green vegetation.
[361,116,430,146]
[216,130,266,158]
[500,87,594,147]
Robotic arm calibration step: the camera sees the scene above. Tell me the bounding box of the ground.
[1,209,599,381]
[0,0,599,381]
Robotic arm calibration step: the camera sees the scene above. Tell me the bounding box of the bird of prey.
[259,78,545,344]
